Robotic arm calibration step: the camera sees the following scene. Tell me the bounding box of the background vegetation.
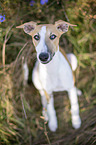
[0,0,96,144]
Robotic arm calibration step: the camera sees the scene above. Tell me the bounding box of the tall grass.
[0,0,96,144]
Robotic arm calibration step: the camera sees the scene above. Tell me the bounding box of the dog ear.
[55,20,77,34]
[16,21,37,35]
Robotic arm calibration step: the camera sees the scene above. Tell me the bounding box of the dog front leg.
[47,94,58,132]
[40,90,58,132]
[68,86,81,129]
[40,90,49,121]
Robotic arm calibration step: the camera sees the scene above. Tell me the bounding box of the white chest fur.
[38,50,74,94]
[32,49,81,131]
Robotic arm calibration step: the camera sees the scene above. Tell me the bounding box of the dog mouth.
[38,52,55,64]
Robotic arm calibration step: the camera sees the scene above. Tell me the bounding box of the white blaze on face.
[36,26,47,58]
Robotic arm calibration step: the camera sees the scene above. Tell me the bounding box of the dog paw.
[48,118,58,132]
[72,115,81,129]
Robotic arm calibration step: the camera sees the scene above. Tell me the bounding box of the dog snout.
[39,52,49,63]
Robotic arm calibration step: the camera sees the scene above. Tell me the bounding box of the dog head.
[16,20,76,64]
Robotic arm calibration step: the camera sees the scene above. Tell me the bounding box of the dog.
[16,20,81,132]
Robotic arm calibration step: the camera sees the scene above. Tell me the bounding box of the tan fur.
[28,24,61,52]
[16,20,76,53]
[60,47,75,84]
[16,20,77,83]
[17,20,76,75]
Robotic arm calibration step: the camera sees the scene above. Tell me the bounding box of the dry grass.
[0,40,96,144]
[0,0,96,144]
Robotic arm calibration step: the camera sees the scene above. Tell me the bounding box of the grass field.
[0,0,96,144]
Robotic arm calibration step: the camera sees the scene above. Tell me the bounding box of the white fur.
[39,90,48,121]
[68,87,81,129]
[36,26,50,61]
[67,53,77,71]
[32,29,81,132]
[47,95,58,132]
[23,62,29,81]
[39,91,57,131]
[38,50,74,94]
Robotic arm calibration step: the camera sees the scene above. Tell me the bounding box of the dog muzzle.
[38,52,55,64]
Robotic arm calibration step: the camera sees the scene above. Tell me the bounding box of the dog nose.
[39,52,49,62]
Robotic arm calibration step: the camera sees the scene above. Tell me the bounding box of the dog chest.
[38,51,74,93]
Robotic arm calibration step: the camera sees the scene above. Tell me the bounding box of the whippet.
[16,20,81,132]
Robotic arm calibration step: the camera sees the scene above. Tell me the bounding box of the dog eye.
[34,34,40,40]
[50,34,57,40]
